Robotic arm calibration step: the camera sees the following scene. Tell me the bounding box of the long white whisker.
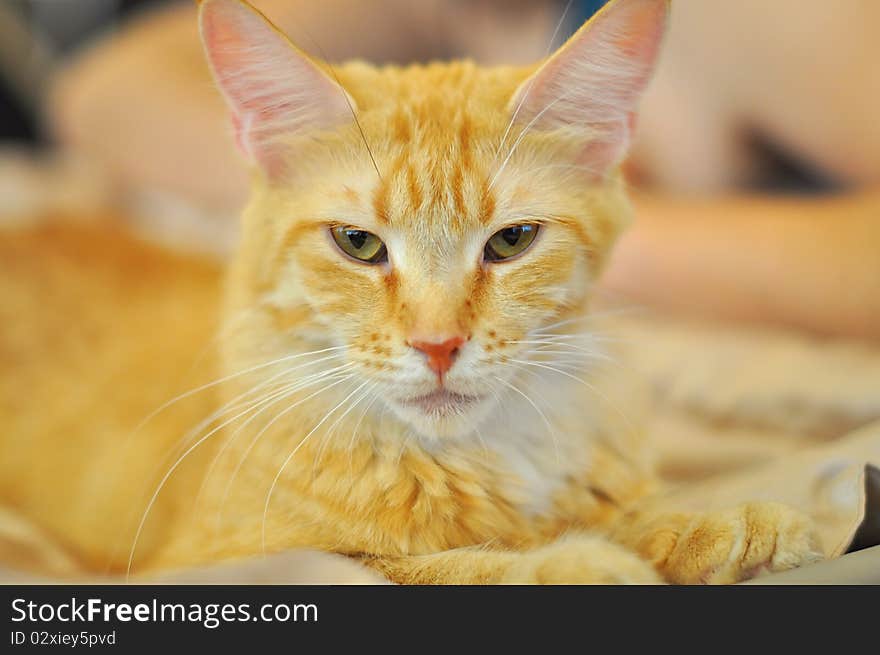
[491,0,575,167]
[533,307,643,334]
[473,423,491,459]
[260,379,370,554]
[488,87,578,190]
[127,345,347,440]
[192,363,357,511]
[511,341,615,363]
[125,366,352,579]
[347,386,382,476]
[311,380,375,476]
[509,358,635,434]
[163,352,348,468]
[523,349,609,361]
[493,374,560,464]
[214,373,357,530]
[518,333,619,343]
[395,433,413,467]
[532,316,585,334]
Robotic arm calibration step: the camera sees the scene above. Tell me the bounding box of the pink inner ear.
[199,0,354,175]
[576,121,629,176]
[229,113,249,159]
[511,0,668,179]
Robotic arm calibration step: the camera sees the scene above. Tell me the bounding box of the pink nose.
[411,336,465,380]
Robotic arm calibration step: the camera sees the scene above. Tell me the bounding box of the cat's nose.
[410,336,465,381]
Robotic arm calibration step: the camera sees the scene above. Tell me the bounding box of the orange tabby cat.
[0,0,822,583]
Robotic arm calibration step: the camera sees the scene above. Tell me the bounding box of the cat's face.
[200,0,667,440]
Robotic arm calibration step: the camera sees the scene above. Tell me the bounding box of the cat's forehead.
[333,61,527,232]
[338,60,526,123]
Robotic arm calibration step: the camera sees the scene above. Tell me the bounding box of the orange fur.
[0,222,222,572]
[0,0,822,583]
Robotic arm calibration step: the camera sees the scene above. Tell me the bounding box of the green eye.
[484,223,539,262]
[331,226,387,264]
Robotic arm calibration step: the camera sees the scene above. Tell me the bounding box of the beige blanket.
[620,315,880,556]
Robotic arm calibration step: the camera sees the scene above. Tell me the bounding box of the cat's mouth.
[399,388,483,415]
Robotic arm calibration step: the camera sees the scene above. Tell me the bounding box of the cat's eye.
[484,223,540,262]
[330,226,388,264]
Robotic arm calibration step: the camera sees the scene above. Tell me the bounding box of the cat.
[0,0,823,584]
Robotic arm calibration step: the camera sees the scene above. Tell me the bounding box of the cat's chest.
[194,417,611,561]
[365,433,599,554]
[478,430,591,517]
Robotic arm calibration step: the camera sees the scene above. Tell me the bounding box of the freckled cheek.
[326,283,405,362]
[294,254,387,324]
[478,258,576,336]
[464,284,525,354]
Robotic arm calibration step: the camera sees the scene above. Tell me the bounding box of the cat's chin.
[386,389,493,441]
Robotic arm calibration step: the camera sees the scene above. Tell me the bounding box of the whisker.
[395,432,413,467]
[126,368,352,579]
[126,345,348,443]
[524,349,610,363]
[488,87,579,190]
[347,386,382,476]
[338,398,391,474]
[311,380,377,475]
[490,0,575,168]
[473,423,491,459]
[502,162,607,186]
[330,65,382,182]
[493,374,560,464]
[509,341,615,363]
[214,373,357,530]
[117,368,313,557]
[532,316,588,334]
[192,362,357,511]
[260,378,370,554]
[533,307,643,334]
[299,31,382,181]
[505,358,641,470]
[508,358,635,434]
[163,352,349,466]
[517,333,619,343]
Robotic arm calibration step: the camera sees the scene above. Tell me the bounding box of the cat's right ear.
[198,0,355,176]
[507,0,668,181]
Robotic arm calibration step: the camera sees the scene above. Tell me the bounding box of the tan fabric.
[609,314,880,558]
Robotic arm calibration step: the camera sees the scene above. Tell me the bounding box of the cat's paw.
[661,502,824,584]
[501,536,662,585]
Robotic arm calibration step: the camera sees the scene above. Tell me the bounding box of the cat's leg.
[361,535,662,585]
[609,501,824,585]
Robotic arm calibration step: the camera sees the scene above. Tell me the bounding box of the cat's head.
[199,0,667,441]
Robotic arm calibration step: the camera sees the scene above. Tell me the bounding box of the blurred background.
[0,0,161,144]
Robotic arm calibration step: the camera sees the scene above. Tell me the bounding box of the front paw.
[501,536,662,585]
[662,502,824,584]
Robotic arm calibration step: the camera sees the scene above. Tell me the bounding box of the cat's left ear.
[198,0,355,176]
[509,0,668,180]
